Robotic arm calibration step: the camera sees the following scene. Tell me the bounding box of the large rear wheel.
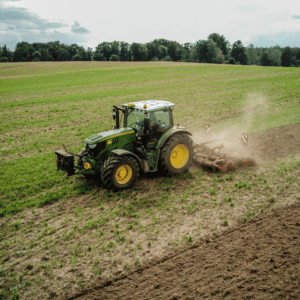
[159,133,195,175]
[101,155,139,191]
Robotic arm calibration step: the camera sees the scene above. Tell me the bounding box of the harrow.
[193,123,254,172]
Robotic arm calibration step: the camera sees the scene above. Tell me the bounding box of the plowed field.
[63,202,300,300]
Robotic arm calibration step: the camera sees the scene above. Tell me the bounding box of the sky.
[0,0,300,51]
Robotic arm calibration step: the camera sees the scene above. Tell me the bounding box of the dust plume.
[192,92,269,165]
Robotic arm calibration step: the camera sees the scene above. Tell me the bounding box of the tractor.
[55,100,195,191]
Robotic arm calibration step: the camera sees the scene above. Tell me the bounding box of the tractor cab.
[113,100,175,148]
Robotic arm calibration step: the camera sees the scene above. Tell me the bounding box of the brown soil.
[62,202,300,300]
[247,123,300,163]
[60,123,300,300]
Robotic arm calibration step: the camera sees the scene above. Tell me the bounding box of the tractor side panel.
[105,131,136,154]
[145,150,157,171]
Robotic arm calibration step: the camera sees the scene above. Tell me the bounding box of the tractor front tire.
[101,155,139,191]
[160,133,195,175]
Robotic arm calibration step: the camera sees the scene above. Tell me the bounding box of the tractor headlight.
[84,162,91,169]
[88,144,97,149]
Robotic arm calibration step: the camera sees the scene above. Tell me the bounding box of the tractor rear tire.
[159,133,195,175]
[101,155,139,191]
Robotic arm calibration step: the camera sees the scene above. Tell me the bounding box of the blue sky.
[1,0,300,51]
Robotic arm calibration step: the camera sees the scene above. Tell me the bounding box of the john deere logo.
[107,140,112,144]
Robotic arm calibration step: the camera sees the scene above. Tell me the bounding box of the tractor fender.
[155,128,193,150]
[111,149,143,170]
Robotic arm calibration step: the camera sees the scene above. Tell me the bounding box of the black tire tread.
[101,155,139,191]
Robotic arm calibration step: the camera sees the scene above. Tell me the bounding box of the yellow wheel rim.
[170,144,189,169]
[115,164,133,185]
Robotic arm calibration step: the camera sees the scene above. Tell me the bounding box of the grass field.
[0,61,300,299]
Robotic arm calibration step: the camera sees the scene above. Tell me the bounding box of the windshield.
[127,109,172,131]
[149,110,171,128]
[127,110,145,130]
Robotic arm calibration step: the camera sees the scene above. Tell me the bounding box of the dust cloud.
[192,92,269,165]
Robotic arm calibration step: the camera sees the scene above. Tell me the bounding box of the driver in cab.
[148,112,162,140]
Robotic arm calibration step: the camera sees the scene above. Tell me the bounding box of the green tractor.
[55,100,195,191]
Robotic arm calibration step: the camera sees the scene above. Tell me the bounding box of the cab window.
[149,110,171,128]
[127,110,144,130]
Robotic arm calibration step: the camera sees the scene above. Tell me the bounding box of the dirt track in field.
[61,123,300,300]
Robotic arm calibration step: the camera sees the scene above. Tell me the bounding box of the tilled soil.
[248,123,300,163]
[61,123,300,300]
[63,202,300,300]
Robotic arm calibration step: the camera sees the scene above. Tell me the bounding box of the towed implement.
[55,100,253,191]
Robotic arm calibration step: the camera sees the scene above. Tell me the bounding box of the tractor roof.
[122,100,175,112]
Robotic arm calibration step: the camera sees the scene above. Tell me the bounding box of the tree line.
[1,33,300,67]
[0,42,93,63]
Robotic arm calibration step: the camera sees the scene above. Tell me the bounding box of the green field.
[1,61,300,216]
[1,61,300,299]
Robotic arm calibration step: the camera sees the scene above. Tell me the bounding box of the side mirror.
[144,117,150,135]
[112,109,116,120]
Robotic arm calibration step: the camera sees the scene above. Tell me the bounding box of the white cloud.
[1,0,300,50]
[71,21,90,34]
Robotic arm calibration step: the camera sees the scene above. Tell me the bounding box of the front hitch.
[55,150,75,176]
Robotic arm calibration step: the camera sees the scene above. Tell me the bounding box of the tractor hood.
[84,127,135,145]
